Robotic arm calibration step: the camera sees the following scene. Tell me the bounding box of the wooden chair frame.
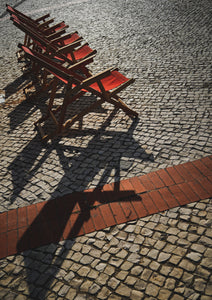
[20,45,138,141]
[12,16,96,66]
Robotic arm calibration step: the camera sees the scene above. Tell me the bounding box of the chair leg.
[109,95,138,117]
[63,98,104,131]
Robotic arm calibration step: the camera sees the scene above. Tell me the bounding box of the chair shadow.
[8,109,152,205]
[11,110,154,300]
[17,185,142,300]
[12,110,154,300]
[5,74,51,132]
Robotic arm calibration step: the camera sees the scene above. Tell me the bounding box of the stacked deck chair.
[20,45,138,141]
[6,4,69,59]
[11,14,96,81]
[7,5,138,141]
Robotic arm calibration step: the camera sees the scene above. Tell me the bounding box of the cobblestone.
[2,199,208,297]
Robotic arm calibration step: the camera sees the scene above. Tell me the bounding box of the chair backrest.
[6,4,50,25]
[12,15,52,48]
[11,15,96,64]
[20,45,94,85]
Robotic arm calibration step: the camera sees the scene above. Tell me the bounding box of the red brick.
[36,201,46,214]
[166,166,184,184]
[0,232,7,258]
[99,204,116,228]
[156,169,175,186]
[17,227,29,252]
[139,174,155,191]
[41,221,57,245]
[71,192,87,213]
[120,178,134,191]
[192,159,212,177]
[29,223,45,249]
[169,185,190,205]
[129,177,146,194]
[201,156,212,170]
[148,190,169,211]
[109,202,127,224]
[0,212,7,233]
[188,180,210,200]
[196,178,212,196]
[69,212,85,238]
[102,183,118,203]
[140,193,158,215]
[62,218,72,240]
[147,172,165,189]
[208,175,212,183]
[175,164,194,182]
[183,162,205,181]
[103,183,114,192]
[17,206,27,228]
[177,182,200,202]
[8,209,18,231]
[27,204,37,226]
[159,187,179,208]
[120,200,138,221]
[85,189,102,207]
[90,207,106,230]
[7,230,18,256]
[130,196,148,218]
[120,179,138,200]
[82,212,95,234]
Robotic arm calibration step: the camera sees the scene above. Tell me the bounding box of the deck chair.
[6,4,68,36]
[7,4,69,59]
[20,45,138,141]
[12,16,95,66]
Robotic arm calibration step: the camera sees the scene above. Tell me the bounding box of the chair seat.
[67,44,94,61]
[90,71,129,92]
[57,33,81,46]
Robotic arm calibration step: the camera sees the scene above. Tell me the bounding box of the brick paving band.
[0,155,211,259]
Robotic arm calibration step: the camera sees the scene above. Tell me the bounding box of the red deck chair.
[12,16,96,66]
[20,45,138,141]
[7,4,69,59]
[6,4,68,36]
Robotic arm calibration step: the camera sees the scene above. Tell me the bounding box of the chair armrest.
[49,31,79,44]
[46,29,67,40]
[35,13,50,23]
[56,39,83,54]
[81,68,115,88]
[44,22,68,34]
[111,78,135,96]
[38,18,54,29]
[68,54,96,72]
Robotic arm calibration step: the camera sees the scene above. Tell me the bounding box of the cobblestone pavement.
[0,199,212,299]
[0,0,212,299]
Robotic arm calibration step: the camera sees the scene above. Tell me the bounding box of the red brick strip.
[0,155,211,259]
